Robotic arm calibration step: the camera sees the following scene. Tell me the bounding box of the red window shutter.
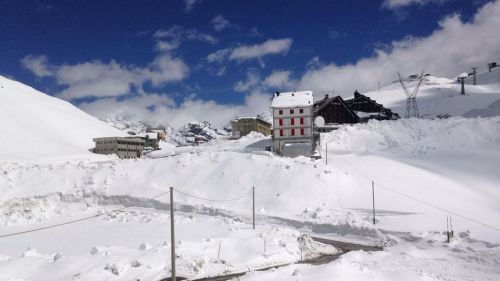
[279,119,283,126]
[291,129,295,136]
[300,117,304,125]
[301,128,304,135]
[280,129,284,136]
[291,118,295,125]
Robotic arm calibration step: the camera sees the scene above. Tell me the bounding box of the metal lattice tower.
[398,71,424,118]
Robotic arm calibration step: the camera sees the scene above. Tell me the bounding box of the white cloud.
[21,55,53,78]
[144,55,190,86]
[382,0,447,10]
[24,54,189,100]
[155,40,180,52]
[234,69,297,94]
[207,49,231,63]
[229,38,292,61]
[183,0,201,12]
[211,15,231,31]
[207,38,293,64]
[80,91,271,128]
[154,25,217,45]
[234,71,261,92]
[264,70,297,89]
[298,0,500,97]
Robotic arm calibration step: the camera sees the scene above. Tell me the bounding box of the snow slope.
[363,75,500,118]
[1,76,500,280]
[0,75,123,160]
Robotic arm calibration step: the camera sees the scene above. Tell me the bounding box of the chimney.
[325,94,329,99]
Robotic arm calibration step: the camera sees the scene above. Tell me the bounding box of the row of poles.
[168,186,256,281]
[325,143,454,243]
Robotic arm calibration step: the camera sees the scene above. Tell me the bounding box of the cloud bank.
[297,0,500,97]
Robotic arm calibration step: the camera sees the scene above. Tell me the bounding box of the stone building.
[93,137,145,159]
[230,117,272,138]
[270,91,314,157]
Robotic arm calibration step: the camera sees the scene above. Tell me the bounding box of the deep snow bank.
[0,75,123,160]
[322,117,500,154]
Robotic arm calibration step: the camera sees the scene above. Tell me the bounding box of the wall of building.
[94,137,145,159]
[272,106,314,156]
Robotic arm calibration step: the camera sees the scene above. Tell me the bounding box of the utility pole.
[252,186,255,230]
[325,142,328,166]
[372,181,376,225]
[471,67,477,85]
[170,187,176,281]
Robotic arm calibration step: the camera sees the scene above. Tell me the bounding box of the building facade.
[93,137,145,159]
[230,117,272,138]
[271,91,314,157]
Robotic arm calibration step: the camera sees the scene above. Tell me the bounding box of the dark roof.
[314,95,359,120]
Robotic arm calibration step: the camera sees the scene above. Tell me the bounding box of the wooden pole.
[170,187,176,281]
[325,142,328,166]
[252,186,255,230]
[372,181,376,225]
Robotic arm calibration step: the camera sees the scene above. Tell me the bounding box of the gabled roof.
[271,91,313,108]
[314,95,360,121]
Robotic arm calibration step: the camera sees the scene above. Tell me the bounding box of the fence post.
[252,186,255,230]
[325,142,328,166]
[372,181,376,225]
[170,187,176,281]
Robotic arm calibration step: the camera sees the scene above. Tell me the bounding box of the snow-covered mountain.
[103,116,230,145]
[361,74,500,118]
[103,115,149,135]
[179,120,230,143]
[0,75,123,160]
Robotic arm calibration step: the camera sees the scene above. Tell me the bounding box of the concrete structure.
[230,117,272,138]
[93,137,145,159]
[271,91,314,157]
[147,127,166,141]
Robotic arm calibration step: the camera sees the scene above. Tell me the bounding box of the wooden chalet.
[344,91,400,121]
[313,95,360,124]
[313,91,399,125]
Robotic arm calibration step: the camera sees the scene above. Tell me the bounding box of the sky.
[1,0,500,128]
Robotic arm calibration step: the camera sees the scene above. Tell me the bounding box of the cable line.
[173,189,251,203]
[0,191,170,239]
[337,156,500,233]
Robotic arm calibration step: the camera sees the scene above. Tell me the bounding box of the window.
[279,119,283,126]
[291,129,295,136]
[290,118,295,125]
[300,117,304,125]
[301,128,305,135]
[290,109,294,114]
[279,109,283,115]
[299,109,304,114]
[279,129,284,136]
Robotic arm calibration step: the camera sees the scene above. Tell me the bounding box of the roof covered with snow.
[270,91,313,108]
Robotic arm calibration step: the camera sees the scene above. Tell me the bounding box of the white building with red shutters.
[270,91,314,157]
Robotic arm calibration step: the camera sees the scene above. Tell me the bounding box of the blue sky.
[1,0,499,127]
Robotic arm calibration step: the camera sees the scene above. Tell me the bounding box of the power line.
[337,156,500,233]
[0,191,170,239]
[173,189,251,202]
